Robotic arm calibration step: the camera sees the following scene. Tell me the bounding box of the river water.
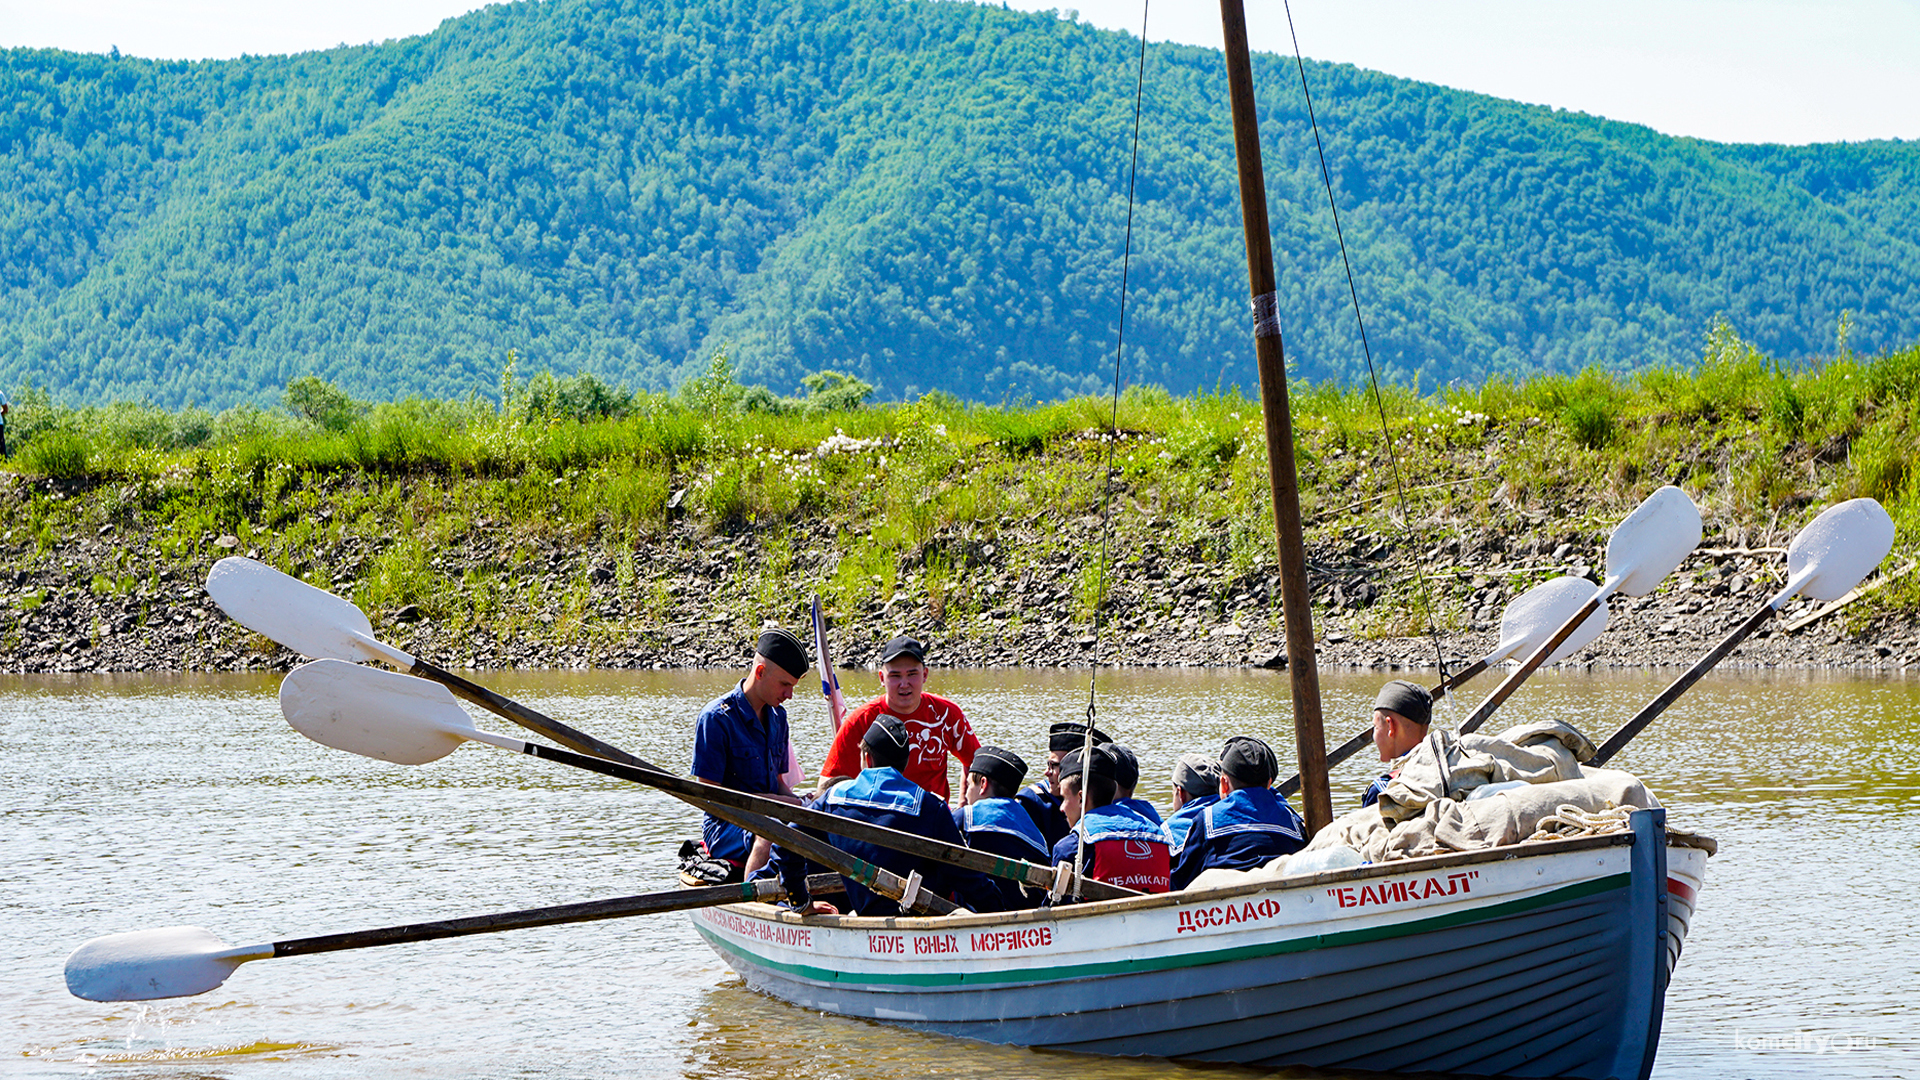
[4,666,1914,1079]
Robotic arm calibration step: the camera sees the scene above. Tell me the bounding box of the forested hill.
[3,0,1917,409]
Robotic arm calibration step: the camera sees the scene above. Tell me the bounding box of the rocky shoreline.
[6,493,1915,678]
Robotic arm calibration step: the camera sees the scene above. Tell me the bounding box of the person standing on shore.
[817,635,978,801]
[0,399,10,459]
[690,629,809,879]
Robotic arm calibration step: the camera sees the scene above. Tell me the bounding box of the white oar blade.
[1787,498,1896,602]
[1607,485,1703,596]
[66,926,254,1001]
[280,659,473,765]
[1496,576,1610,666]
[1542,603,1609,666]
[1489,576,1600,662]
[207,557,386,663]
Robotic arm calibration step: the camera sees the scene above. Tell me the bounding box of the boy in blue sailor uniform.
[1109,743,1163,825]
[1049,745,1172,894]
[1165,752,1222,855]
[764,715,1000,917]
[953,745,1050,911]
[1363,680,1433,808]
[1169,736,1307,891]
[1018,720,1109,850]
[690,629,808,879]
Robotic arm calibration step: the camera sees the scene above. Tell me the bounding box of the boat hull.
[695,808,1698,1080]
[1664,839,1709,981]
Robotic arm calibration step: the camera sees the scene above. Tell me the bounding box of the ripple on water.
[25,1005,337,1069]
[5,667,1916,1080]
[68,1039,334,1064]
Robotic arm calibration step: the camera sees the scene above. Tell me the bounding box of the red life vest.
[1089,836,1171,893]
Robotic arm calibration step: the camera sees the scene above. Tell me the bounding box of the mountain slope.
[0,0,1915,407]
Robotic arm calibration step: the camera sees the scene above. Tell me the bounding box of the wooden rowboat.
[694,809,1712,1079]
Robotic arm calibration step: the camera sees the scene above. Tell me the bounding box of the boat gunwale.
[1665,827,1716,854]
[716,827,1697,934]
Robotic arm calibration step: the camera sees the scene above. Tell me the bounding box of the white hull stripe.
[696,872,1630,988]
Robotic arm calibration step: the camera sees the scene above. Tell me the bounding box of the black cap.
[1173,753,1221,797]
[1373,679,1433,727]
[1109,743,1140,790]
[1057,744,1117,783]
[968,746,1027,791]
[862,714,911,756]
[1048,720,1112,753]
[878,635,927,665]
[1220,735,1279,788]
[755,629,809,679]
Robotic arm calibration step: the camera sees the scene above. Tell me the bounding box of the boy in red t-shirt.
[818,635,978,801]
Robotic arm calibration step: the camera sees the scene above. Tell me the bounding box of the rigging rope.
[1083,0,1150,728]
[1281,0,1452,684]
[1074,0,1152,898]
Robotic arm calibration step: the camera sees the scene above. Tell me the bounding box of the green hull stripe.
[696,873,1631,989]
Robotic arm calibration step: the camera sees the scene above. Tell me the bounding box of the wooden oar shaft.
[1431,657,1489,703]
[400,659,1133,902]
[513,740,1138,903]
[1277,727,1367,799]
[585,753,957,915]
[223,558,960,910]
[226,558,1094,906]
[1591,602,1776,767]
[273,877,812,957]
[411,657,654,768]
[1276,657,1491,798]
[661,784,954,914]
[400,659,961,912]
[1459,594,1603,735]
[399,662,955,913]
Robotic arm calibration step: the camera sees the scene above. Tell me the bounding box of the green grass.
[17,428,90,479]
[5,332,1919,653]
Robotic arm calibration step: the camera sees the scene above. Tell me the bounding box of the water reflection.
[678,984,1343,1080]
[3,666,1915,1079]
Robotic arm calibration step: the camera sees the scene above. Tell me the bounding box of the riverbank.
[4,473,1914,678]
[3,336,1916,677]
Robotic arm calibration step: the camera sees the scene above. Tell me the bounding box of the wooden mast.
[1217,0,1333,834]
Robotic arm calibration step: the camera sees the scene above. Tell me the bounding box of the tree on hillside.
[0,0,1915,409]
[284,376,361,430]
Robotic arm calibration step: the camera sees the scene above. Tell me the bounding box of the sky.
[0,0,1915,145]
